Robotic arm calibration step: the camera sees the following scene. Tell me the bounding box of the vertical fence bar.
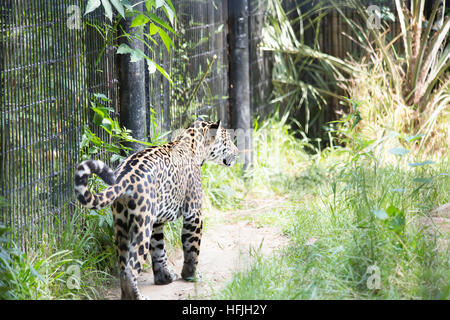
[118,0,147,151]
[228,0,252,169]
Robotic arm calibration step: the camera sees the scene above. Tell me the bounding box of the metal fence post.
[228,0,252,169]
[118,0,147,152]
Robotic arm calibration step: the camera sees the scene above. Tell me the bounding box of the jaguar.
[74,120,238,299]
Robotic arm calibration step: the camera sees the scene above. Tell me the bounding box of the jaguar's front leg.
[181,210,203,281]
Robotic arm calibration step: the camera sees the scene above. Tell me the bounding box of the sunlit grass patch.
[216,119,450,299]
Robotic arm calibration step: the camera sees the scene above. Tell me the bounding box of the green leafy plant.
[261,0,357,134]
[0,224,81,299]
[0,224,17,299]
[80,93,163,164]
[84,0,176,82]
[334,0,449,155]
[217,113,450,300]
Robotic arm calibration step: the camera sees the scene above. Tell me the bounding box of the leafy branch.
[80,94,163,164]
[84,0,176,83]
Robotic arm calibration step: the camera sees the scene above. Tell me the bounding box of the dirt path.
[106,202,288,300]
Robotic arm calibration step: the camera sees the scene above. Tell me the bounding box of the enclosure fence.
[0,0,117,249]
[0,0,273,249]
[1,0,403,249]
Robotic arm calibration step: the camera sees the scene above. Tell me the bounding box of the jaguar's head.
[179,120,239,167]
[204,120,239,167]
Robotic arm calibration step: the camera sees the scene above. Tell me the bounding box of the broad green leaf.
[388,147,409,156]
[80,133,91,149]
[118,43,171,82]
[91,106,106,118]
[371,209,389,220]
[109,0,125,18]
[164,0,176,16]
[101,118,113,133]
[116,44,145,62]
[101,0,113,22]
[85,0,101,15]
[386,205,401,217]
[157,26,174,53]
[146,11,175,33]
[152,58,172,84]
[149,23,158,36]
[145,0,154,11]
[106,144,121,154]
[386,204,406,233]
[155,0,165,8]
[86,131,102,146]
[116,43,133,54]
[120,0,133,11]
[131,13,150,27]
[162,4,175,24]
[408,160,435,167]
[92,113,104,126]
[91,104,114,115]
[88,146,99,154]
[110,154,123,163]
[129,48,146,63]
[93,93,110,102]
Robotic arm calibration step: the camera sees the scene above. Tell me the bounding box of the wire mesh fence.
[249,0,273,118]
[147,0,230,135]
[148,0,273,136]
[0,0,117,249]
[0,0,275,249]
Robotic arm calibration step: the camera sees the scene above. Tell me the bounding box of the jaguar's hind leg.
[119,266,146,300]
[150,223,178,284]
[113,200,149,300]
[116,231,146,299]
[181,210,203,281]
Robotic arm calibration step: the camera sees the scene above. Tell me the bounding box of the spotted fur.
[74,120,238,300]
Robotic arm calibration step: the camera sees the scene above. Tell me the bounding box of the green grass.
[215,114,449,300]
[0,205,117,299]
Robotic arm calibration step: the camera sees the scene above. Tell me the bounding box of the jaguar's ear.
[210,120,221,130]
[207,120,221,141]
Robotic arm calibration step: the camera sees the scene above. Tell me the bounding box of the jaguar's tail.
[74,160,122,209]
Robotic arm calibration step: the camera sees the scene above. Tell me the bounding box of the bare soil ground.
[105,199,289,300]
